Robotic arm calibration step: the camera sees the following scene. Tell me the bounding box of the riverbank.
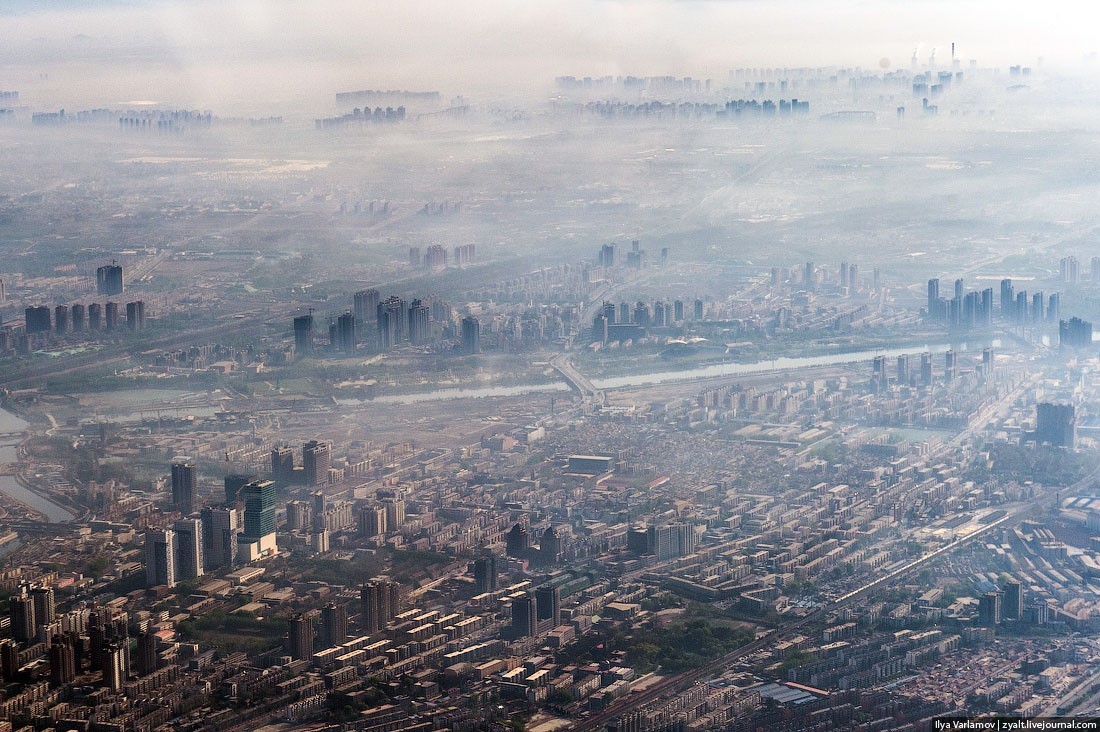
[350,339,999,405]
[590,340,995,390]
[0,407,75,523]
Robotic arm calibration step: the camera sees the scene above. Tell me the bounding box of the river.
[0,407,28,434]
[590,340,997,390]
[339,382,570,406]
[0,407,75,523]
[359,340,997,404]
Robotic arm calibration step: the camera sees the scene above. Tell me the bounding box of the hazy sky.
[1,0,1098,112]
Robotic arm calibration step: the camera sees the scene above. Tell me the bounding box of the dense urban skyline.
[2,1,1100,111]
[2,4,1100,731]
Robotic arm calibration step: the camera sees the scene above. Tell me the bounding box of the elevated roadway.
[549,354,603,403]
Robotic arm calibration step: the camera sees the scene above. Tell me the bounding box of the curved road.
[549,354,602,402]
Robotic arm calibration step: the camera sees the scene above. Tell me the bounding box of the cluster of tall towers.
[1058,256,1100,284]
[271,440,331,487]
[598,298,702,329]
[996,278,1061,325]
[286,600,353,661]
[872,348,993,389]
[777,260,864,292]
[95,264,124,296]
[293,289,459,356]
[23,300,145,336]
[5,588,148,692]
[408,244,475,271]
[283,580,406,662]
[510,584,561,639]
[926,278,995,328]
[147,462,278,586]
[598,240,658,269]
[923,275,1097,348]
[927,277,1061,329]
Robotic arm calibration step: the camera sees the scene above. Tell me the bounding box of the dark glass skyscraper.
[9,594,35,642]
[1060,316,1093,348]
[354,289,380,324]
[1033,403,1076,447]
[506,523,528,557]
[224,474,254,505]
[927,278,940,317]
[303,440,330,486]
[535,584,560,626]
[1000,278,1014,318]
[511,594,536,637]
[377,296,407,349]
[336,310,356,352]
[24,306,51,334]
[172,517,204,580]
[293,314,314,356]
[473,555,498,594]
[145,528,176,588]
[271,447,295,486]
[104,301,119,331]
[1003,580,1023,620]
[361,579,400,633]
[29,586,54,628]
[288,613,313,660]
[126,300,145,330]
[54,305,69,334]
[461,316,480,354]
[200,505,238,571]
[408,300,430,345]
[171,461,195,515]
[96,264,124,296]
[87,303,102,330]
[240,479,276,541]
[321,602,348,648]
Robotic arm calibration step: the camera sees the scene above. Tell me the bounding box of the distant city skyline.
[2,1,1100,724]
[0,0,1098,112]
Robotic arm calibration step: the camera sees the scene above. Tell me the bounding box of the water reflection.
[341,341,998,404]
[0,409,73,522]
[593,341,998,389]
[339,382,570,406]
[0,409,29,434]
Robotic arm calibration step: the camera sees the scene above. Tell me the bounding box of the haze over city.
[2,0,1100,110]
[2,2,1100,731]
